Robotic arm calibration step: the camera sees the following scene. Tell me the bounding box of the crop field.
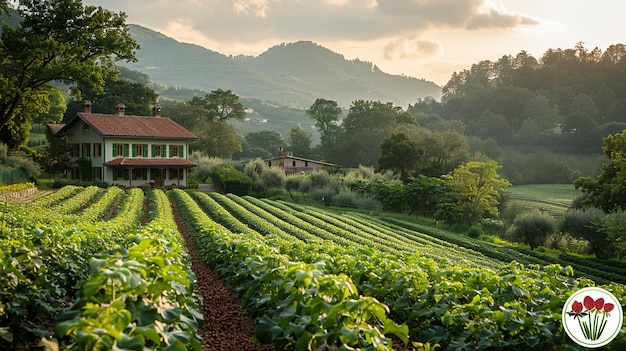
[1,186,625,350]
[506,184,582,217]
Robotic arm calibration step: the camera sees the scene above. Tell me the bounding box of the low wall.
[0,187,38,202]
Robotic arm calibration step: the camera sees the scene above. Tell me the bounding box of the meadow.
[506,184,582,218]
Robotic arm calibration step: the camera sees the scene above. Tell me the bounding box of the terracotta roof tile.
[104,158,197,168]
[77,113,197,139]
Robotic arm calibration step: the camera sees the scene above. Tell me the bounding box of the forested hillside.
[420,43,626,151]
[121,25,441,108]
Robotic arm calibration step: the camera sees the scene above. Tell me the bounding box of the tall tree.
[306,98,342,161]
[574,129,626,212]
[288,125,314,158]
[444,161,511,227]
[377,132,423,182]
[0,0,138,148]
[33,88,66,124]
[189,88,246,121]
[245,130,286,156]
[202,121,242,158]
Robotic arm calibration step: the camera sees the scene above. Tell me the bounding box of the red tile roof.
[104,158,197,168]
[75,113,197,139]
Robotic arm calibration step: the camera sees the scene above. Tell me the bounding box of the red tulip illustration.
[568,295,613,341]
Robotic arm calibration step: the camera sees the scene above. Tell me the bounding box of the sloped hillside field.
[1,186,625,350]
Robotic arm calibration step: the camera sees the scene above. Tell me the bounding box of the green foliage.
[210,164,253,195]
[288,125,314,159]
[245,129,287,156]
[188,152,224,183]
[445,161,511,227]
[500,151,574,185]
[378,132,423,182]
[575,129,626,212]
[189,88,246,121]
[561,208,610,259]
[508,211,555,249]
[0,0,138,148]
[306,98,342,161]
[172,189,626,350]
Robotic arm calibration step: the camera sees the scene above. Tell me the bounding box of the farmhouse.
[49,101,197,187]
[264,148,341,173]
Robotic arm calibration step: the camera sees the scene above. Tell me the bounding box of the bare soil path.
[169,197,274,351]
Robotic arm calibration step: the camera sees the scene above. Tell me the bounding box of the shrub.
[210,164,253,195]
[189,152,224,183]
[508,211,554,250]
[468,225,482,238]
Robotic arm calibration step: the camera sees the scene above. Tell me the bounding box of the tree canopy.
[574,129,626,212]
[0,0,138,148]
[189,88,246,121]
[445,161,511,226]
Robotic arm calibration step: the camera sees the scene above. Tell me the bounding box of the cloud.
[383,37,443,60]
[466,8,540,29]
[87,0,539,44]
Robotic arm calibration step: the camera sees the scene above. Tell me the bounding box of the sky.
[85,0,626,86]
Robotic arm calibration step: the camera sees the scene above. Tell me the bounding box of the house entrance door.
[154,169,164,187]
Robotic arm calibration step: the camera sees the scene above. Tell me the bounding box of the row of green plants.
[53,188,203,350]
[268,199,501,269]
[0,186,202,350]
[178,190,626,350]
[0,186,143,346]
[382,217,626,285]
[172,189,409,350]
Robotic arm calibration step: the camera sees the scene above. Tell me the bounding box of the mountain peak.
[123,24,441,107]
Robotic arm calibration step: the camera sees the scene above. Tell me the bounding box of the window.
[93,167,102,181]
[70,144,80,157]
[292,160,296,167]
[133,168,148,180]
[133,144,147,157]
[113,144,126,157]
[115,168,127,180]
[170,145,183,157]
[82,122,90,135]
[82,143,90,157]
[171,145,179,157]
[169,168,183,180]
[94,143,102,157]
[153,144,166,157]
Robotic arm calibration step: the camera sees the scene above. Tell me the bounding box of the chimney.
[153,96,161,117]
[278,147,285,157]
[83,100,92,114]
[114,103,126,116]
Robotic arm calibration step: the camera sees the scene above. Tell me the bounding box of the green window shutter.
[162,145,166,157]
[143,145,148,157]
[132,169,137,180]
[150,169,154,179]
[132,144,137,157]
[124,144,129,157]
[124,169,129,180]
[180,145,184,158]
[151,145,156,157]
[112,143,117,157]
[169,145,173,158]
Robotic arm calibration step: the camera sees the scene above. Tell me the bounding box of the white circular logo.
[562,286,623,348]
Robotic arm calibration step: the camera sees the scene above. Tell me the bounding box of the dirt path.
[169,197,274,351]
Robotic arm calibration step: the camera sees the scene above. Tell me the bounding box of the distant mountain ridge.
[122,24,442,108]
